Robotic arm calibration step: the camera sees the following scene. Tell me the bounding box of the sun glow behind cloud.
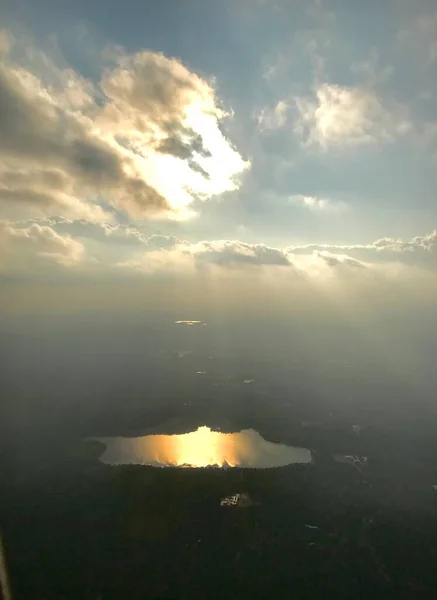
[96,50,249,218]
[0,38,249,222]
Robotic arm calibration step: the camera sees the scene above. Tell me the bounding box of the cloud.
[117,228,437,278]
[286,229,437,271]
[64,221,153,246]
[315,250,367,270]
[24,218,181,250]
[91,222,150,244]
[0,54,167,219]
[13,216,437,272]
[2,220,437,320]
[97,51,249,214]
[0,167,113,222]
[116,238,370,276]
[288,229,437,256]
[0,34,248,222]
[0,220,85,269]
[187,240,292,267]
[147,234,182,249]
[372,230,437,252]
[289,194,348,213]
[117,239,294,275]
[11,219,293,270]
[6,215,437,281]
[256,100,290,131]
[294,83,410,148]
[256,81,410,153]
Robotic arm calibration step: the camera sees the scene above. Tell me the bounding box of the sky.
[0,0,437,323]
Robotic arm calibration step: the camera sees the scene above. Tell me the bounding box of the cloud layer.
[4,210,436,285]
[0,220,84,270]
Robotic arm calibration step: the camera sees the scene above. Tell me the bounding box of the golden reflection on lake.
[96,426,312,468]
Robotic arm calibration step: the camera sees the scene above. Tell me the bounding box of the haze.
[1,0,437,448]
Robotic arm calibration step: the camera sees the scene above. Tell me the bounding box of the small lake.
[95,426,312,468]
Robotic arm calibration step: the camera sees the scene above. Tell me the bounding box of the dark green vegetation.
[2,441,437,600]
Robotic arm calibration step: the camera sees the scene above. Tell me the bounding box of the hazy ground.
[1,311,437,598]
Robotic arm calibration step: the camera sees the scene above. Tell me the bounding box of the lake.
[95,426,312,468]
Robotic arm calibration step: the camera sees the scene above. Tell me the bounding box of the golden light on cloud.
[125,107,248,217]
[0,36,248,223]
[96,426,312,468]
[96,50,249,218]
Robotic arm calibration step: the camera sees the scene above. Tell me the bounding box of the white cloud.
[121,227,437,277]
[289,194,348,213]
[98,51,250,216]
[2,219,437,321]
[187,240,292,266]
[372,230,437,252]
[262,53,285,83]
[34,218,181,249]
[0,33,249,222]
[0,166,114,222]
[5,215,436,284]
[256,100,290,131]
[116,239,292,276]
[288,229,437,255]
[116,238,368,277]
[315,250,367,270]
[256,82,410,151]
[15,217,437,274]
[0,220,85,269]
[294,83,411,148]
